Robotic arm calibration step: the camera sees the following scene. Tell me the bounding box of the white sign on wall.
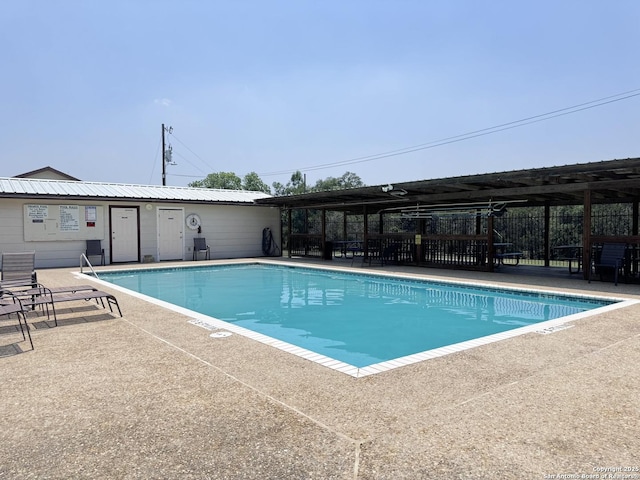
[85,206,97,222]
[59,205,80,232]
[26,204,49,221]
[23,204,104,241]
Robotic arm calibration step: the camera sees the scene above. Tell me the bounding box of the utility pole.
[161,123,173,186]
[162,123,166,186]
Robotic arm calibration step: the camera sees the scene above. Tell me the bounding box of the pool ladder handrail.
[80,253,99,278]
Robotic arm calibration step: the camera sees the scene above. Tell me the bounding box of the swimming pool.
[94,262,629,377]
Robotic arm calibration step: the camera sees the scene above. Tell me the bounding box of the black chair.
[589,243,626,286]
[381,243,401,266]
[0,295,33,350]
[86,240,105,266]
[193,238,210,261]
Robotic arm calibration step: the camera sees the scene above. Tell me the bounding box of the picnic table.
[552,245,582,273]
[493,242,524,266]
[332,241,363,258]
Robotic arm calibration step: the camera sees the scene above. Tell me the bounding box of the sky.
[2,1,639,191]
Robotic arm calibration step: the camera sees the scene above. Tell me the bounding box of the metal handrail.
[80,253,98,277]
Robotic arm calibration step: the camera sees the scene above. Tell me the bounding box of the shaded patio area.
[258,157,640,281]
[1,258,639,479]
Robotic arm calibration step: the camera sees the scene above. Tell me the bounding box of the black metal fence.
[284,203,640,269]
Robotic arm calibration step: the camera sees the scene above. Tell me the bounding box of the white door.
[111,207,139,262]
[158,208,184,261]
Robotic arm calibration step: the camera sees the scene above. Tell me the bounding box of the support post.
[417,218,425,265]
[363,206,369,260]
[633,200,639,276]
[544,203,550,267]
[582,190,592,280]
[321,209,327,259]
[287,209,292,258]
[488,214,495,272]
[343,212,347,241]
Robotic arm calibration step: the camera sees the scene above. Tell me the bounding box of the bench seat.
[495,252,524,265]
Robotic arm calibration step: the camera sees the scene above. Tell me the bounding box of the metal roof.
[255,157,640,213]
[0,177,272,204]
[14,166,81,181]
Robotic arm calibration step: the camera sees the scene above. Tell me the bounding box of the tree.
[242,172,271,194]
[272,171,307,196]
[272,170,364,196]
[190,169,365,196]
[189,172,242,190]
[272,170,367,243]
[313,171,364,191]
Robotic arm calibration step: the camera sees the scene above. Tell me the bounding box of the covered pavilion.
[256,157,640,280]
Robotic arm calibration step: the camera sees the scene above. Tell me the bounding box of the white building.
[0,171,280,268]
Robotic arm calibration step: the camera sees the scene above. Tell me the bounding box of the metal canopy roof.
[255,157,640,213]
[0,177,272,204]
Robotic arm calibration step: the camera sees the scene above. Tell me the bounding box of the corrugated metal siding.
[0,177,271,203]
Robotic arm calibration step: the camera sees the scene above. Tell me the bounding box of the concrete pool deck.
[1,258,639,479]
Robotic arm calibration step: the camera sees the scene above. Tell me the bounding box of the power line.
[299,91,640,173]
[168,173,214,179]
[171,150,210,176]
[148,136,162,184]
[169,132,215,174]
[158,129,215,183]
[257,88,640,177]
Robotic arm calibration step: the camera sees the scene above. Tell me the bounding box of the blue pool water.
[98,263,616,369]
